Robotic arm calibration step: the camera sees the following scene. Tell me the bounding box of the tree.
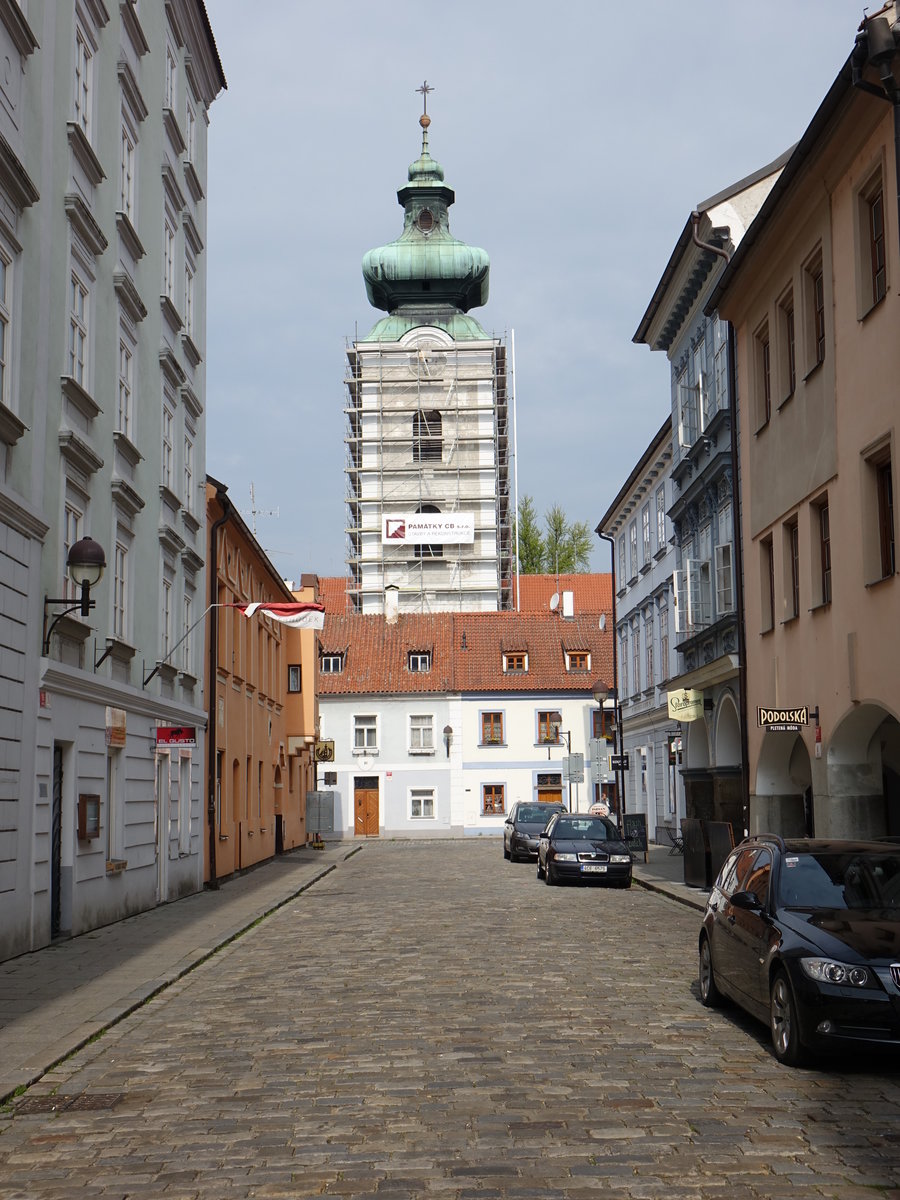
[517,494,546,573]
[516,496,593,574]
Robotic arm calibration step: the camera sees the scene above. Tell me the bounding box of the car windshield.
[516,805,558,823]
[553,817,615,841]
[778,850,900,910]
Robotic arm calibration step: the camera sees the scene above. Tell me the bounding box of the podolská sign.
[757,706,809,731]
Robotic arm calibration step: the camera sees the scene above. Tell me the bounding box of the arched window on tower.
[413,410,442,463]
[414,503,443,559]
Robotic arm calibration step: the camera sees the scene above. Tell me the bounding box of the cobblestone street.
[2,839,900,1198]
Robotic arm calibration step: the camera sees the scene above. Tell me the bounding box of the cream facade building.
[709,15,899,837]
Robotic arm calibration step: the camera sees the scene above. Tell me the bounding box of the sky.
[204,1,861,582]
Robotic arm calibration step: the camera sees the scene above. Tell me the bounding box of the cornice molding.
[0,131,38,209]
[59,429,103,475]
[114,267,147,321]
[40,657,208,724]
[0,0,39,57]
[64,192,108,256]
[66,124,105,187]
[117,58,148,121]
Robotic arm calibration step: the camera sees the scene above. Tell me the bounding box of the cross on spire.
[416,80,434,117]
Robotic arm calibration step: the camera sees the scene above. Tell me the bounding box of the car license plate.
[581,864,607,873]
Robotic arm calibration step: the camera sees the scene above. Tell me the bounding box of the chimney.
[385,584,400,625]
[562,590,574,619]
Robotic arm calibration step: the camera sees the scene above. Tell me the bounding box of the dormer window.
[408,650,431,672]
[566,650,590,672]
[503,651,527,673]
[320,652,344,674]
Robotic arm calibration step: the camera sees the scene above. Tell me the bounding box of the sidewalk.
[631,841,710,913]
[0,843,351,1103]
[0,838,705,1105]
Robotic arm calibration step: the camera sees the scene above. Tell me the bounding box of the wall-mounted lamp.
[443,724,453,758]
[43,536,106,654]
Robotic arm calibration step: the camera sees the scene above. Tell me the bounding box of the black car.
[699,835,900,1066]
[536,813,632,887]
[503,801,566,861]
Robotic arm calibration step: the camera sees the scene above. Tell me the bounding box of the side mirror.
[731,889,764,911]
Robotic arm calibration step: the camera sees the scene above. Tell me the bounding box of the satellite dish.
[550,593,559,611]
[599,613,606,631]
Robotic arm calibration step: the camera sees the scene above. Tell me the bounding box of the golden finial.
[416,80,433,130]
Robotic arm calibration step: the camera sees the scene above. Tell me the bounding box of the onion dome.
[361,98,490,340]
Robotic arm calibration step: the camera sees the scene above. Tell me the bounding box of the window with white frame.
[353,714,377,751]
[410,788,435,820]
[659,606,669,680]
[117,337,133,439]
[164,215,176,302]
[68,270,89,385]
[162,572,173,657]
[183,432,194,513]
[183,256,195,339]
[165,42,177,111]
[74,24,92,137]
[693,338,706,430]
[618,535,626,588]
[619,631,628,694]
[186,100,196,162]
[120,120,136,221]
[63,499,84,601]
[0,247,12,409]
[409,713,434,753]
[644,612,654,689]
[715,502,735,615]
[713,320,728,414]
[631,623,640,696]
[183,589,194,673]
[628,520,637,579]
[641,504,651,566]
[677,363,697,448]
[162,402,174,491]
[656,486,666,552]
[320,652,344,673]
[113,536,128,640]
[408,650,431,673]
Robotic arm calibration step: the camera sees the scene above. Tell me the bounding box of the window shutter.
[673,569,686,633]
[715,542,735,614]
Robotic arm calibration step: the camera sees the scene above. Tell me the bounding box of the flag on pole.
[238,602,325,629]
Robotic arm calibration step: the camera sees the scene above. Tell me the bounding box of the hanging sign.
[106,706,126,747]
[667,689,704,722]
[758,706,809,731]
[156,725,196,749]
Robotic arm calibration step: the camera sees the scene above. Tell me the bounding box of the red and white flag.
[238,602,325,629]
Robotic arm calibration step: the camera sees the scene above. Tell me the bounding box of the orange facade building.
[204,479,320,882]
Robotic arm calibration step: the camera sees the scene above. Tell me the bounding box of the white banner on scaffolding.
[382,514,475,545]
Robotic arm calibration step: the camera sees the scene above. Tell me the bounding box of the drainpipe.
[692,215,750,836]
[207,484,233,889]
[595,530,622,823]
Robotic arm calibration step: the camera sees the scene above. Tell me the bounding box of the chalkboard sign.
[622,811,648,855]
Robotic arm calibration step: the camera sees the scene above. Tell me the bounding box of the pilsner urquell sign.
[667,689,704,722]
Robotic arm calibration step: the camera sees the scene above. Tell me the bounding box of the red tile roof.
[319,573,612,617]
[514,573,612,614]
[318,611,613,697]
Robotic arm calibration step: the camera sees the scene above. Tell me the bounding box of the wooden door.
[354,777,379,837]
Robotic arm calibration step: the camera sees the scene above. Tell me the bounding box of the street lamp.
[595,682,624,826]
[43,536,106,654]
[550,719,573,810]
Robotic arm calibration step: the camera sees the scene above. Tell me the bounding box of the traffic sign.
[564,752,584,782]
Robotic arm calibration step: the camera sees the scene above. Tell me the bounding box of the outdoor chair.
[664,823,684,856]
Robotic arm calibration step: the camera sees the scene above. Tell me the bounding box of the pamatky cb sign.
[382,514,474,545]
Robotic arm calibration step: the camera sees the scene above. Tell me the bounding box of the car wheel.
[698,934,724,1008]
[503,840,510,860]
[770,969,807,1067]
[536,858,544,880]
[545,862,556,886]
[618,877,632,889]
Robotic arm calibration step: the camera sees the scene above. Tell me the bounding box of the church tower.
[345,88,511,614]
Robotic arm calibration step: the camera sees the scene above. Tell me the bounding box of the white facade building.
[0,1,224,961]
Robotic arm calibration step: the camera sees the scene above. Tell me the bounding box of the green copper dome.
[361,111,490,341]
